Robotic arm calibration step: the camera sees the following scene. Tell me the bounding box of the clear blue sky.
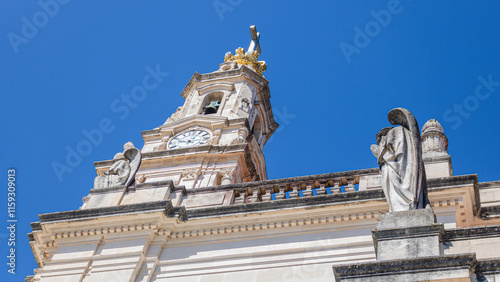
[1,0,499,279]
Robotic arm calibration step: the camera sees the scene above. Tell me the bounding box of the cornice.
[442,225,500,241]
[38,200,174,223]
[180,66,269,99]
[94,143,248,168]
[333,254,476,280]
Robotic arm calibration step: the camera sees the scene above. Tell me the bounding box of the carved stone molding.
[181,169,201,180]
[150,136,171,152]
[218,167,237,185]
[218,61,238,72]
[207,129,221,145]
[231,126,250,145]
[168,211,384,239]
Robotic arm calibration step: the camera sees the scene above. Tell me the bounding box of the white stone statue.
[371,108,430,212]
[94,142,142,189]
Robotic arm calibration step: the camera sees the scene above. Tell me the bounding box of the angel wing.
[124,148,142,187]
[387,107,430,209]
[370,144,380,158]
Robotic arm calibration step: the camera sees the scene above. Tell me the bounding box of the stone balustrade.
[230,169,380,204]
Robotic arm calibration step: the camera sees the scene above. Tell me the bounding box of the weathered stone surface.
[424,153,453,179]
[375,208,436,229]
[442,225,500,241]
[333,254,476,282]
[480,181,500,208]
[84,190,124,208]
[442,226,500,260]
[30,221,42,231]
[373,208,442,261]
[120,186,171,205]
[481,206,500,219]
[39,200,173,222]
[476,258,500,275]
[373,224,444,261]
[182,191,227,208]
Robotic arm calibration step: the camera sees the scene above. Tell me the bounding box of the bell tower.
[117,26,277,189]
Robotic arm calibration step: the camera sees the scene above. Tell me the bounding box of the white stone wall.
[149,227,376,281]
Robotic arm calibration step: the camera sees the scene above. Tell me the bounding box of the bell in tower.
[202,100,220,114]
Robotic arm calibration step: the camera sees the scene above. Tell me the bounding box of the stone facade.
[27,170,500,281]
[27,29,500,281]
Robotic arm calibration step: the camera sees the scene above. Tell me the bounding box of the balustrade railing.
[232,171,380,205]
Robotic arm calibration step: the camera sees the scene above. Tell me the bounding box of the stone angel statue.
[94,142,142,189]
[370,108,430,212]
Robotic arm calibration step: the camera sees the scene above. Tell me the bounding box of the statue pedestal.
[333,208,478,281]
[372,208,443,261]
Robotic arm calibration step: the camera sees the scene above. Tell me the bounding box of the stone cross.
[247,25,261,54]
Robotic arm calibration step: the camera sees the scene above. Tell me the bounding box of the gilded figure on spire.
[224,26,267,76]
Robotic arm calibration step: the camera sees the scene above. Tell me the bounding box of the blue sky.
[1,0,500,279]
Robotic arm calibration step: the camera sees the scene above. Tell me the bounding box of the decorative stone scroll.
[231,127,250,145]
[371,108,430,212]
[94,142,142,189]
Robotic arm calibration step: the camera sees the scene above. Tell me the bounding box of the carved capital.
[218,167,237,185]
[181,169,201,180]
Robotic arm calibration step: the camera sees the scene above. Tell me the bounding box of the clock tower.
[94,26,278,193]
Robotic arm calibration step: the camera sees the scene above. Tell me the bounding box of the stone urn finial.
[421,119,448,154]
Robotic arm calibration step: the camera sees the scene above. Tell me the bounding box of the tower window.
[199,92,224,115]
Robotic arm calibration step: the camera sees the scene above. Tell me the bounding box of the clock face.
[168,130,211,149]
